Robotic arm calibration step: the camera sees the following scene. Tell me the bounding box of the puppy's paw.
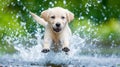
[62,47,70,52]
[41,49,50,53]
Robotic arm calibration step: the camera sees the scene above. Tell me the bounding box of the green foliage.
[0,0,26,54]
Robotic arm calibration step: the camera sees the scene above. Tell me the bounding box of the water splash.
[0,31,120,66]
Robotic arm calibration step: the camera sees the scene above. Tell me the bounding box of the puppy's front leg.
[62,40,70,52]
[41,29,52,53]
[60,35,70,52]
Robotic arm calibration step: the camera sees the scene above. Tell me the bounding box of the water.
[0,34,120,67]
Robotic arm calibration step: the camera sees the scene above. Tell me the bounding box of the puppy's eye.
[61,16,65,19]
[51,16,55,19]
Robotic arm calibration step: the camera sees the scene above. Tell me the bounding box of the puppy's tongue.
[53,28,61,32]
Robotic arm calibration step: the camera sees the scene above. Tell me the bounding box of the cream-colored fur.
[30,7,74,53]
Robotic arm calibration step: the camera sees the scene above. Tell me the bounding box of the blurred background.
[0,0,120,56]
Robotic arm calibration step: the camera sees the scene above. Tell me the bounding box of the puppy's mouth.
[53,27,61,32]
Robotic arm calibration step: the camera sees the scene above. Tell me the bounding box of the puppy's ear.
[66,10,74,23]
[41,10,49,21]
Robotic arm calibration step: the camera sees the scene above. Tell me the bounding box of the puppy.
[30,7,74,53]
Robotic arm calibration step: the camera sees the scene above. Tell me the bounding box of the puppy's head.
[41,7,74,32]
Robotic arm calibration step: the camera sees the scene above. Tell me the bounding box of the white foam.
[9,34,120,66]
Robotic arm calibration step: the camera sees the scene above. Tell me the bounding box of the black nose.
[56,23,60,27]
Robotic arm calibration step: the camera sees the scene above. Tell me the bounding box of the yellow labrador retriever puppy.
[30,7,74,53]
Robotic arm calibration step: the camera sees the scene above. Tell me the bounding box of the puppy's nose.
[56,23,60,27]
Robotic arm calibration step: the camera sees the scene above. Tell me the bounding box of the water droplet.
[104,17,107,20]
[85,3,91,7]
[17,0,20,2]
[102,12,105,16]
[79,4,82,8]
[63,0,66,5]
[11,2,15,6]
[90,16,93,19]
[86,11,89,15]
[87,28,91,32]
[79,16,84,19]
[86,8,89,12]
[54,1,57,4]
[103,6,106,9]
[97,0,102,3]
[21,22,26,26]
[44,0,47,2]
[16,15,19,18]
[1,8,4,11]
[49,2,54,7]
[23,6,26,10]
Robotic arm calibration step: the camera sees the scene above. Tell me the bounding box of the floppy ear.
[41,10,49,22]
[66,10,74,23]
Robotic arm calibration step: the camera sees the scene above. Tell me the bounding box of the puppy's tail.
[30,12,47,27]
